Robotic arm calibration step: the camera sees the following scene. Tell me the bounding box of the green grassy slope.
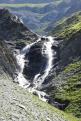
[53,61,81,118]
[50,11,81,119]
[51,11,81,39]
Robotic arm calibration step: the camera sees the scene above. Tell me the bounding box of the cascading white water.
[15,46,30,88]
[33,36,54,88]
[15,36,55,102]
[15,38,41,88]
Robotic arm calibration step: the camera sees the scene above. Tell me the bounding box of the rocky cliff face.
[0,40,17,78]
[0,8,38,78]
[0,8,38,48]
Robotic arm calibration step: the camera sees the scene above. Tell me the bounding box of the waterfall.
[33,36,54,88]
[15,46,30,88]
[15,38,41,88]
[15,36,55,102]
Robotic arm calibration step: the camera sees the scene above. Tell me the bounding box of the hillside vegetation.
[51,11,81,39]
[50,11,81,119]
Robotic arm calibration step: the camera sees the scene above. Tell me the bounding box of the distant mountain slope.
[51,11,81,38]
[0,0,52,3]
[1,0,81,34]
[45,0,81,34]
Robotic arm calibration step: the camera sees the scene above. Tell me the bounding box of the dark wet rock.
[41,37,46,41]
[53,98,70,110]
[23,38,60,89]
[23,41,47,81]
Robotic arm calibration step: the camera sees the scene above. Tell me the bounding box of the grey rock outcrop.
[0,8,38,78]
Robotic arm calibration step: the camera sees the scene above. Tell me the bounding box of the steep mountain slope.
[51,11,81,39]
[0,8,37,44]
[49,12,81,118]
[1,0,81,34]
[0,8,38,80]
[0,8,79,121]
